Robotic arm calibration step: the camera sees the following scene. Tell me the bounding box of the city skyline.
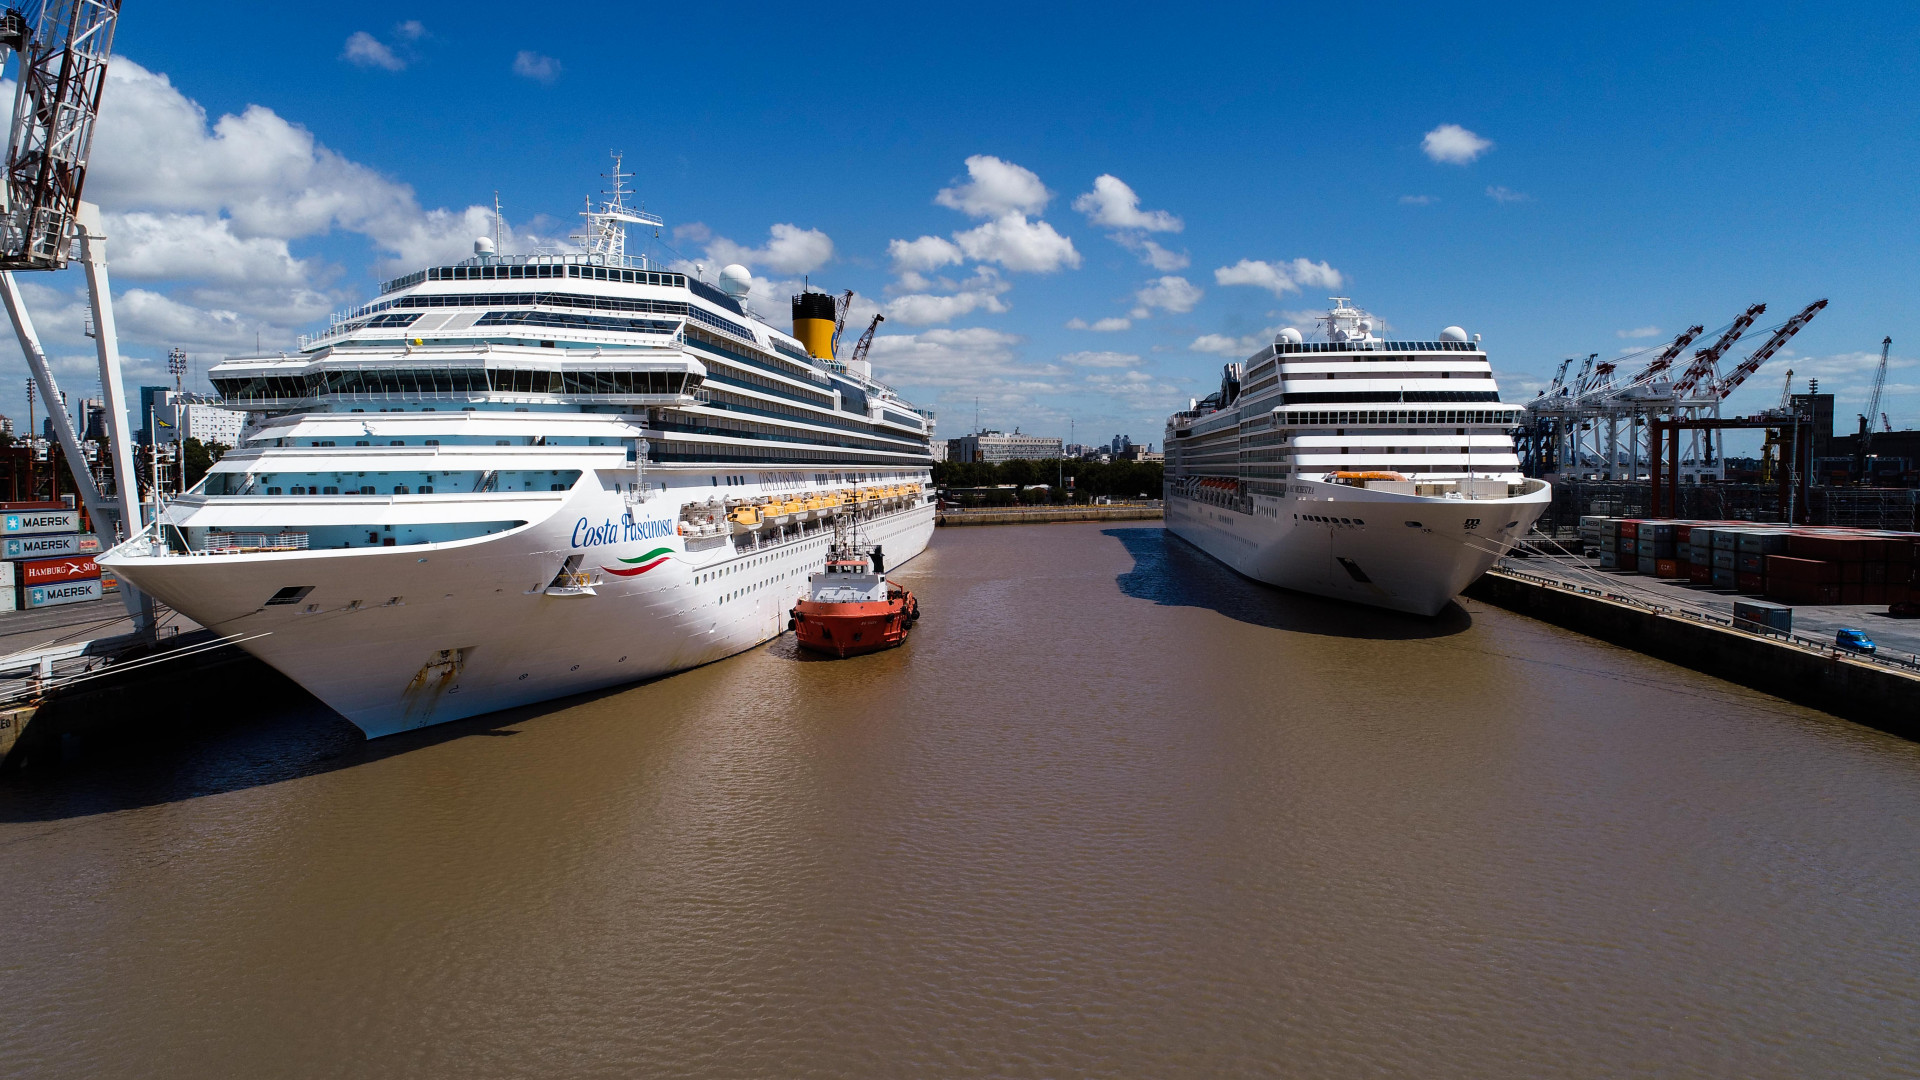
[0,2,1913,451]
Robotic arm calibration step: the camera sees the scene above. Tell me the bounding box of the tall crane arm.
[849,313,884,366]
[0,0,122,270]
[1625,324,1706,385]
[1713,299,1828,400]
[1673,303,1766,396]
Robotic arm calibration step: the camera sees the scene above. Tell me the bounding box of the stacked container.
[0,500,98,611]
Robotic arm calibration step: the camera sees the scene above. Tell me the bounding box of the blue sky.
[7,1,1918,451]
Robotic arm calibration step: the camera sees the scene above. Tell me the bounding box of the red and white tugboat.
[790,537,919,658]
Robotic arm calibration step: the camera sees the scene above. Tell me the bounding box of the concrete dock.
[1470,549,1920,739]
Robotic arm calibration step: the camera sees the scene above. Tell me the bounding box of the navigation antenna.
[573,151,662,265]
[491,190,505,256]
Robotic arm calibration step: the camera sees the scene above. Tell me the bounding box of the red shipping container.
[1787,533,1881,561]
[1688,562,1712,583]
[1766,555,1839,583]
[1865,584,1890,605]
[1655,558,1682,578]
[19,555,98,586]
[1841,561,1865,583]
[1736,571,1765,592]
[1865,562,1887,584]
[1619,520,1639,540]
[1841,583,1865,604]
[1676,525,1694,544]
[1766,581,1815,604]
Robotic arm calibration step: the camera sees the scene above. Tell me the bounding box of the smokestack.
[791,291,837,361]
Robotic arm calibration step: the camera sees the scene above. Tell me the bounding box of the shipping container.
[1638,555,1659,575]
[1,509,79,536]
[1711,568,1738,588]
[1765,555,1839,583]
[1732,599,1792,633]
[1619,520,1640,540]
[1598,550,1619,569]
[21,577,102,609]
[1736,571,1765,592]
[1688,562,1712,584]
[1655,558,1682,578]
[1712,550,1738,570]
[18,555,98,586]
[1735,531,1790,554]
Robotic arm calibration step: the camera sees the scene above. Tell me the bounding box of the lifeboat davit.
[789,544,918,658]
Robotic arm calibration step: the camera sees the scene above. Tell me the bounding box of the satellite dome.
[1439,325,1469,342]
[718,263,753,299]
[1275,327,1304,345]
[473,235,495,256]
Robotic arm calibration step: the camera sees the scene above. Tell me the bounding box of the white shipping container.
[22,577,102,608]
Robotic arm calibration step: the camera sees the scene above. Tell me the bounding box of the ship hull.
[790,592,916,657]
[102,495,935,737]
[1164,478,1551,616]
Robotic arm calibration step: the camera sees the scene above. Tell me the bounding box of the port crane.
[1710,299,1827,401]
[1862,336,1891,455]
[848,312,883,369]
[1671,303,1766,398]
[829,288,853,356]
[1544,357,1574,397]
[1620,324,1706,390]
[0,0,151,631]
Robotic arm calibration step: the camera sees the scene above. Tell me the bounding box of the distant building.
[154,390,245,448]
[137,385,172,445]
[0,414,12,438]
[80,398,108,441]
[1118,442,1163,463]
[946,429,1063,463]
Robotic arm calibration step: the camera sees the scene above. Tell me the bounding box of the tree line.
[933,458,1164,504]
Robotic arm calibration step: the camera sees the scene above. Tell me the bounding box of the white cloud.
[1399,194,1437,205]
[1072,175,1182,232]
[103,211,316,287]
[884,268,1012,325]
[935,155,1051,218]
[1061,350,1140,368]
[952,213,1080,273]
[887,234,964,273]
[1067,316,1132,332]
[1422,123,1492,165]
[1109,232,1188,270]
[395,20,427,41]
[1129,275,1202,318]
[703,223,834,275]
[1617,325,1662,339]
[342,32,404,71]
[513,51,561,83]
[1189,333,1258,357]
[1213,258,1342,297]
[1486,186,1530,203]
[867,327,1041,391]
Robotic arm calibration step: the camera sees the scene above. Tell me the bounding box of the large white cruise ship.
[1163,299,1550,615]
[100,174,935,737]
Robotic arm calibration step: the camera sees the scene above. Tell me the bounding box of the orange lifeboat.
[789,545,918,658]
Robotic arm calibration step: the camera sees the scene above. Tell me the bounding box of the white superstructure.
[1163,299,1550,615]
[100,170,935,737]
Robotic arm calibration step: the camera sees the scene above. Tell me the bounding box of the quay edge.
[1466,568,1920,740]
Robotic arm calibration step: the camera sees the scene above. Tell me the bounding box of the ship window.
[390,440,405,446]
[361,486,376,494]
[266,487,282,495]
[394,485,409,494]
[323,486,339,494]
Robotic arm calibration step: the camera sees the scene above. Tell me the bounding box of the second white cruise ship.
[101,169,936,737]
[1163,299,1550,615]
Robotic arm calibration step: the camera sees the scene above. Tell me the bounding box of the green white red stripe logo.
[600,546,675,576]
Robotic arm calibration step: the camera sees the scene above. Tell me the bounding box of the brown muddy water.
[3,523,1918,1078]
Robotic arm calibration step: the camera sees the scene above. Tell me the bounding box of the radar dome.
[1439,325,1469,342]
[473,236,495,256]
[718,263,753,299]
[1275,327,1304,345]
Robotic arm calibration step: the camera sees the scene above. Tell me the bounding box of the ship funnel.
[792,291,837,360]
